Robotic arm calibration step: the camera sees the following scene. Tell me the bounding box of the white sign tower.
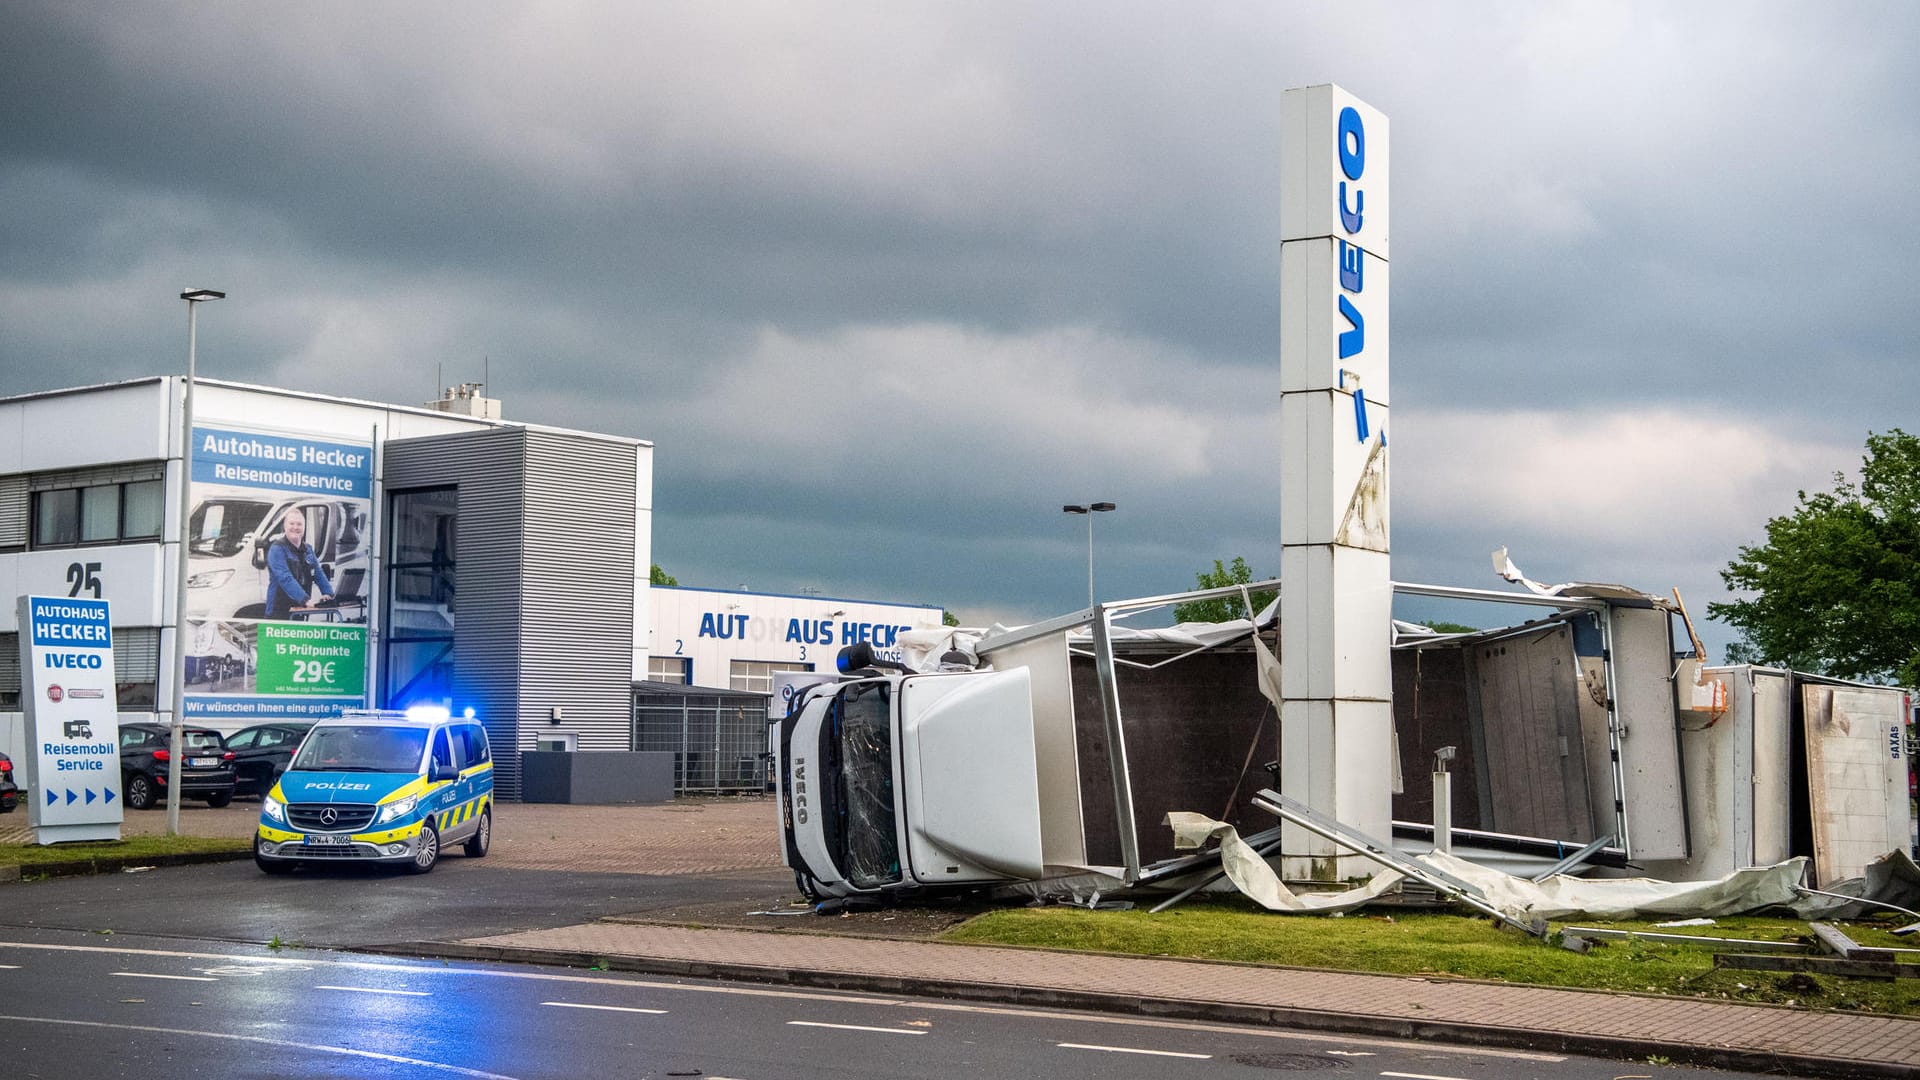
[1278,84,1391,878]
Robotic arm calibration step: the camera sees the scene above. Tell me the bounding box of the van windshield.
[290,726,427,773]
[189,499,273,558]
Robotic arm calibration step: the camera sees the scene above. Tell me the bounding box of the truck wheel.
[407,821,440,874]
[125,773,154,811]
[463,807,491,857]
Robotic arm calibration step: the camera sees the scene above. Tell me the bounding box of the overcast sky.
[4,2,1914,654]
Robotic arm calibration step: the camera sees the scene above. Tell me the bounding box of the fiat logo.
[47,684,64,702]
[320,807,339,827]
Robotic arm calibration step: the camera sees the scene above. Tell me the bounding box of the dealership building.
[0,377,940,798]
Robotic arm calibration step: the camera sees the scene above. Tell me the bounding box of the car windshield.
[290,725,427,773]
[188,499,273,558]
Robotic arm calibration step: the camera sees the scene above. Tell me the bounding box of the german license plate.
[190,756,217,767]
[306,834,352,846]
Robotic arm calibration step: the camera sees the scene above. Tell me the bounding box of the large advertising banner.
[17,595,123,844]
[182,425,373,722]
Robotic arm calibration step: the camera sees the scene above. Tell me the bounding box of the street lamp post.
[1061,502,1116,607]
[168,288,224,836]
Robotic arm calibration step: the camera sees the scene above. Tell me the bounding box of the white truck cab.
[777,667,1045,899]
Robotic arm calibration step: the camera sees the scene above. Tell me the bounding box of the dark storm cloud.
[2,2,1914,642]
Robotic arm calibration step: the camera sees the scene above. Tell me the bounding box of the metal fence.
[632,682,772,794]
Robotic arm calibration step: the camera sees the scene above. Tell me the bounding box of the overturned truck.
[774,574,1915,908]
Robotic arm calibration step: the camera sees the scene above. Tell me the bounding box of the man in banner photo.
[265,508,336,619]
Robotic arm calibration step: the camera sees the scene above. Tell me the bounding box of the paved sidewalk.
[412,921,1920,1079]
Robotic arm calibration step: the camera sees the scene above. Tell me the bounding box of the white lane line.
[1,936,1565,1065]
[1059,1042,1211,1060]
[1382,1072,1476,1080]
[787,1020,926,1036]
[541,1001,668,1015]
[112,972,218,982]
[0,964,21,969]
[0,1014,519,1079]
[314,985,430,997]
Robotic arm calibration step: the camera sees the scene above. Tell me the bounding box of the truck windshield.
[290,725,427,773]
[824,683,900,888]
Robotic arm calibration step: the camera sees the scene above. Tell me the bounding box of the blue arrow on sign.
[46,789,57,807]
[64,789,77,805]
[85,789,97,805]
[104,787,116,804]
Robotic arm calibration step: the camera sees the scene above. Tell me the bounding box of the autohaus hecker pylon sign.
[17,594,124,843]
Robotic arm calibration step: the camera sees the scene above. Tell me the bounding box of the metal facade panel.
[1469,625,1594,841]
[518,429,637,757]
[1610,605,1689,859]
[0,475,28,548]
[1750,670,1793,865]
[1803,684,1910,888]
[384,427,527,797]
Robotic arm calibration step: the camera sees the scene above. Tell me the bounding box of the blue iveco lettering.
[1335,104,1374,443]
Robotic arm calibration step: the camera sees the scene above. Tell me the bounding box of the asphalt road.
[0,927,1772,1080]
[0,857,795,947]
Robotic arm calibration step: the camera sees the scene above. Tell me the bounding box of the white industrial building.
[1,376,940,800]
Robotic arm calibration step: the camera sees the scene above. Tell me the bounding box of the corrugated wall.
[382,426,640,799]
[518,429,636,754]
[383,429,529,796]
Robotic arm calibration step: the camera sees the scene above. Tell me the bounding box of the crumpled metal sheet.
[1168,812,1810,921]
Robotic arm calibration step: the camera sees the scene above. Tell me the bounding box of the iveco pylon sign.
[17,594,124,843]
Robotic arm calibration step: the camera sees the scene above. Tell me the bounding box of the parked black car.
[0,751,17,813]
[225,722,314,798]
[119,723,236,810]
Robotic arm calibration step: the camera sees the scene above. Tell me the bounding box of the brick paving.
[2,794,784,876]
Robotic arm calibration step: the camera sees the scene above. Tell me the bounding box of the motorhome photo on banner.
[182,425,372,723]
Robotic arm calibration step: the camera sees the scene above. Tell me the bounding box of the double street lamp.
[168,288,224,836]
[1062,502,1116,607]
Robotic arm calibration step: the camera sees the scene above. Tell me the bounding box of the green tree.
[649,564,678,586]
[942,610,960,627]
[1708,429,1920,685]
[1173,556,1276,623]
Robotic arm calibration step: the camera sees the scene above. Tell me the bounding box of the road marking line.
[1059,1042,1211,1060]
[0,964,20,969]
[0,1014,519,1078]
[315,985,430,997]
[0,935,1565,1065]
[541,1001,668,1015]
[112,972,218,982]
[1382,1072,1476,1080]
[787,1020,926,1036]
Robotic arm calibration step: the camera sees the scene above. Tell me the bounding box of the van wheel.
[463,807,491,857]
[125,773,155,811]
[407,820,440,874]
[254,835,294,875]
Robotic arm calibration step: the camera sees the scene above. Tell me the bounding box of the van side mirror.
[430,762,459,783]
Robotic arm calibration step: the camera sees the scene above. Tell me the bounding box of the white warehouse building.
[1,377,940,801]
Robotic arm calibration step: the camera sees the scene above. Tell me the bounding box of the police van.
[254,707,492,875]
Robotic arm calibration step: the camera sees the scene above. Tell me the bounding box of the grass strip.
[1,835,250,867]
[943,900,1920,1014]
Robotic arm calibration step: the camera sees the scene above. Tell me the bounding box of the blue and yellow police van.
[254,707,492,875]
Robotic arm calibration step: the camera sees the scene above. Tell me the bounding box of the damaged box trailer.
[774,579,1915,903]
